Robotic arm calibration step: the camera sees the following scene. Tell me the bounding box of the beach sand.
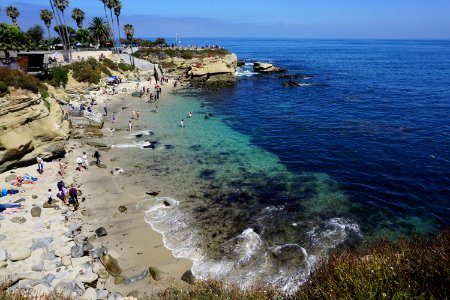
[0,76,192,299]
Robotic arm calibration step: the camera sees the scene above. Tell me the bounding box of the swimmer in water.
[188,111,192,118]
[180,119,184,127]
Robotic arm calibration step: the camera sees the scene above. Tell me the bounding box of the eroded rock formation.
[0,89,70,172]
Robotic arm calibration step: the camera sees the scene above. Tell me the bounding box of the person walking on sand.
[132,110,136,119]
[136,111,140,120]
[180,118,184,127]
[82,152,89,170]
[58,159,66,177]
[128,120,132,131]
[47,188,53,204]
[36,156,44,174]
[76,156,83,171]
[112,114,116,123]
[93,150,102,165]
[104,106,108,116]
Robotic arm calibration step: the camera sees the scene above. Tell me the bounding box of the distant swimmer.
[128,120,132,131]
[188,111,192,118]
[180,118,184,127]
[204,114,209,120]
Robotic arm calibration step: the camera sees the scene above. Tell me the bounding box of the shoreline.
[0,75,192,299]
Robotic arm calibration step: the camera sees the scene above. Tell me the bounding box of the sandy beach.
[0,76,192,299]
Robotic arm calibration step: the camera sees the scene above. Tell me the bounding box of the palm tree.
[123,24,134,66]
[100,0,111,29]
[71,8,85,29]
[89,17,110,46]
[114,0,122,49]
[49,0,68,59]
[6,6,20,25]
[54,0,72,60]
[106,0,118,50]
[40,9,53,40]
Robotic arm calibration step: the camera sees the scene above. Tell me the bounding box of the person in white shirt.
[76,156,83,171]
[82,152,88,170]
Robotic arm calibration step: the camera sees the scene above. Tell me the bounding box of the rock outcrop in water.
[186,53,238,87]
[253,62,287,73]
[0,89,70,173]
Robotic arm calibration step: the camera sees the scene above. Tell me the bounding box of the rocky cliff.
[184,53,238,87]
[0,89,70,173]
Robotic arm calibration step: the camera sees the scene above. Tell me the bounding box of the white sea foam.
[143,197,362,294]
[235,68,257,77]
[111,140,153,149]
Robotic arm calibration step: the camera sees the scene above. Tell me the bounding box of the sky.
[0,0,449,40]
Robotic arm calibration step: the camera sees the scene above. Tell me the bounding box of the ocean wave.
[143,197,362,294]
[236,69,257,77]
[111,140,153,149]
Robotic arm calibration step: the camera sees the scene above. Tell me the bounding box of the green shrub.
[159,230,450,300]
[180,51,193,60]
[67,59,110,84]
[0,81,9,97]
[0,68,47,95]
[50,66,69,88]
[101,57,118,71]
[118,62,134,71]
[43,98,51,111]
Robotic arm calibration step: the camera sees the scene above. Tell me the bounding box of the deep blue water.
[177,38,450,238]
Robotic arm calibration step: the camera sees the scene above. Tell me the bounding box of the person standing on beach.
[93,150,102,165]
[136,111,140,120]
[58,159,66,177]
[36,156,44,174]
[112,114,116,123]
[132,110,136,119]
[104,106,108,116]
[47,189,53,204]
[76,156,83,171]
[128,120,132,131]
[82,152,89,170]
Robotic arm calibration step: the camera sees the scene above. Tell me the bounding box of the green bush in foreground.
[0,68,47,96]
[100,57,118,71]
[118,62,134,71]
[49,66,69,88]
[160,229,450,300]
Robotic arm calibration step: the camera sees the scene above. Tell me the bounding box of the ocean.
[110,38,450,293]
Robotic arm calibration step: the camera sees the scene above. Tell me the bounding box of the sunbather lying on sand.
[11,175,37,186]
[0,203,24,213]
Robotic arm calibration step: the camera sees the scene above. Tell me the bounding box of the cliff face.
[0,89,70,172]
[161,53,238,87]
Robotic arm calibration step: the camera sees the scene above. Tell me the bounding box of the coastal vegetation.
[0,68,47,97]
[133,47,230,62]
[160,229,450,299]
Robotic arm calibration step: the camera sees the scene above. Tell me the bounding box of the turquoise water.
[106,38,450,293]
[108,92,361,293]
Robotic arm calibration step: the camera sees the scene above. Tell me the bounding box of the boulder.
[114,274,125,285]
[8,247,31,261]
[10,217,26,224]
[95,227,107,237]
[253,62,286,73]
[123,270,149,285]
[96,289,109,299]
[43,202,59,209]
[181,270,195,285]
[30,206,42,217]
[71,245,84,258]
[86,141,110,150]
[111,167,124,175]
[148,266,162,281]
[118,206,127,213]
[62,256,72,266]
[81,287,97,300]
[100,254,122,276]
[0,248,7,261]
